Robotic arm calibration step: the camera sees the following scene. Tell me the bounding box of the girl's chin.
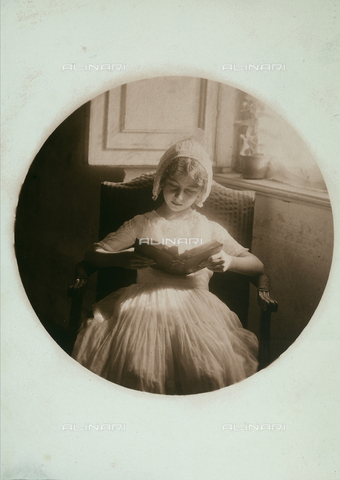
[164,203,192,214]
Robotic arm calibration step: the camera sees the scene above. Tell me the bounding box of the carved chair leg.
[258,309,271,370]
[68,262,95,352]
[68,288,85,351]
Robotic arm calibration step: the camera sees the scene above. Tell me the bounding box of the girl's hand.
[74,277,87,289]
[118,252,156,270]
[199,251,233,272]
[200,250,264,276]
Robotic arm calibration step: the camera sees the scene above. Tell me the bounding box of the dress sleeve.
[94,215,144,252]
[212,221,249,256]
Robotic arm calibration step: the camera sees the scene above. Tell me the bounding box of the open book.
[134,239,223,275]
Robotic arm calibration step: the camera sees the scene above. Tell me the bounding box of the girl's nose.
[175,189,184,200]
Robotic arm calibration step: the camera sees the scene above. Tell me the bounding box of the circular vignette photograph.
[15,75,333,396]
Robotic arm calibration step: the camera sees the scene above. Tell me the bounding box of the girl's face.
[162,173,202,215]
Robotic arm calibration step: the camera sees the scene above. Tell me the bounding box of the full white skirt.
[72,277,259,395]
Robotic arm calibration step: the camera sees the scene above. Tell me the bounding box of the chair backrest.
[97,174,255,327]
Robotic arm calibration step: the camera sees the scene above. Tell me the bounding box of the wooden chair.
[68,174,278,369]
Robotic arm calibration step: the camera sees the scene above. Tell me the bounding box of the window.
[87,76,328,194]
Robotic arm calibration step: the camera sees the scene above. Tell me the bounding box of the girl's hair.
[160,157,208,192]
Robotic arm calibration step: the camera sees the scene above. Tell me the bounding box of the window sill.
[213,172,331,209]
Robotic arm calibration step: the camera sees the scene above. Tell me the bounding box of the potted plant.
[235,95,268,179]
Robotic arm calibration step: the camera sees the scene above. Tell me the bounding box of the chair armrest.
[249,273,278,370]
[67,260,98,298]
[67,261,98,348]
[250,273,278,313]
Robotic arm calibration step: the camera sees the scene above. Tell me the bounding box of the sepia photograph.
[15,76,333,394]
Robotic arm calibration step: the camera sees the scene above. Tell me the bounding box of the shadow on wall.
[15,103,125,353]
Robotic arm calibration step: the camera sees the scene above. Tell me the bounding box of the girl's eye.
[185,189,198,194]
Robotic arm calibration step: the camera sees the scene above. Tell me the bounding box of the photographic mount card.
[2,2,340,480]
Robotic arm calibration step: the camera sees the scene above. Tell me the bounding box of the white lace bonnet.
[152,138,213,208]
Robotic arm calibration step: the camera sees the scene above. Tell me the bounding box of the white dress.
[72,209,259,395]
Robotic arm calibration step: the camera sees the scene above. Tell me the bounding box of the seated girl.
[72,138,264,395]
